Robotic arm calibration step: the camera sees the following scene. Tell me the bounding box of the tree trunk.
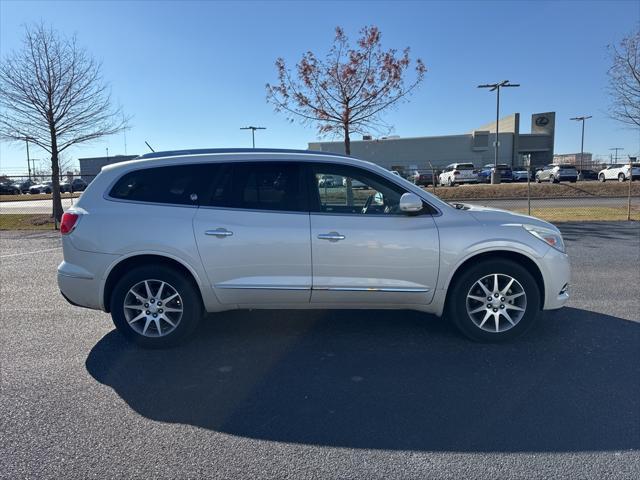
[344,126,351,156]
[343,124,354,205]
[48,115,63,225]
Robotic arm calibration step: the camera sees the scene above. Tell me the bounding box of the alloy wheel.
[466,273,527,333]
[123,279,184,337]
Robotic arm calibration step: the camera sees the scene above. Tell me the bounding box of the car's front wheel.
[599,174,606,182]
[110,265,203,348]
[447,259,541,342]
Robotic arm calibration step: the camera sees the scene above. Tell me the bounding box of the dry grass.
[0,192,81,202]
[512,207,640,222]
[424,181,640,200]
[0,214,56,230]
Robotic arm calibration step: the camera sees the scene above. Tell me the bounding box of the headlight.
[524,225,566,253]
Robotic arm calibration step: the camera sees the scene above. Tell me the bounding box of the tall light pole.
[570,115,592,179]
[478,80,520,184]
[25,137,32,180]
[240,126,266,148]
[610,147,624,164]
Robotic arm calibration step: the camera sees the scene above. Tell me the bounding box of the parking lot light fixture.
[240,126,266,148]
[478,80,520,184]
[570,116,592,179]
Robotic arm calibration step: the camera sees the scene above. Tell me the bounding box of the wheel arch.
[443,250,546,312]
[102,253,204,313]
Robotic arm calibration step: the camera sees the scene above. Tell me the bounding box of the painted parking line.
[0,246,62,258]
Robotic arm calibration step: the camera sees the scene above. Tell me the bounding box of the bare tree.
[266,26,426,155]
[0,24,127,222]
[607,29,640,128]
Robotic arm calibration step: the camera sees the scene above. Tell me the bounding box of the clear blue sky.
[1,0,639,174]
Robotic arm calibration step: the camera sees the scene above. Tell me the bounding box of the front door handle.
[317,232,345,242]
[206,228,233,238]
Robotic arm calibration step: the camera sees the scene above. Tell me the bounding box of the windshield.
[457,163,474,169]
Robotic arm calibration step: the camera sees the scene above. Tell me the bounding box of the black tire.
[549,174,557,183]
[446,259,541,343]
[447,177,454,187]
[535,176,541,183]
[110,265,203,348]
[599,174,605,182]
[618,173,626,182]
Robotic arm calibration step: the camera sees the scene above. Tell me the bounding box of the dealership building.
[308,112,556,171]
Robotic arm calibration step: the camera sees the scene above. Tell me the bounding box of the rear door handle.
[317,232,345,241]
[206,228,233,238]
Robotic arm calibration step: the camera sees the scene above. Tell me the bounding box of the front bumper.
[539,246,571,310]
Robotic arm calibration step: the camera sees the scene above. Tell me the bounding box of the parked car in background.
[318,175,336,188]
[19,179,35,193]
[60,180,87,193]
[535,164,578,183]
[512,168,531,182]
[407,169,434,186]
[0,182,21,195]
[57,148,570,348]
[342,177,367,189]
[438,163,478,186]
[577,169,598,181]
[29,182,53,194]
[478,164,513,183]
[598,163,640,182]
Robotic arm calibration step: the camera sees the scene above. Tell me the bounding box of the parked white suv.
[58,149,570,348]
[438,163,478,186]
[598,163,640,182]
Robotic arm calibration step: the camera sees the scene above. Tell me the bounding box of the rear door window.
[201,162,307,212]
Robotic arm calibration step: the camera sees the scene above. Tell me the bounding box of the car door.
[193,161,312,305]
[307,162,440,305]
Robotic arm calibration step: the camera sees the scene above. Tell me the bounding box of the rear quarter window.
[109,164,210,205]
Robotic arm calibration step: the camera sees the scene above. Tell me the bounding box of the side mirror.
[399,192,423,214]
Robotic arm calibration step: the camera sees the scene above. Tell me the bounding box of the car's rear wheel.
[549,174,557,183]
[618,173,626,182]
[110,265,203,348]
[447,259,541,342]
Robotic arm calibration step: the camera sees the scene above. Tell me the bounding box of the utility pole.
[478,80,520,184]
[570,115,592,180]
[610,147,624,164]
[25,138,32,180]
[240,126,266,148]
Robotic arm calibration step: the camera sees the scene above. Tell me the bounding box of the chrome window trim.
[102,158,443,216]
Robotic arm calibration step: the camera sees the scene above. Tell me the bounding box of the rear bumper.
[454,177,479,183]
[57,238,119,311]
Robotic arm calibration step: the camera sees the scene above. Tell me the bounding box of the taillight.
[453,170,460,175]
[60,212,79,235]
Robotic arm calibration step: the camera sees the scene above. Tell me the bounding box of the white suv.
[438,163,478,186]
[598,163,640,182]
[58,149,570,348]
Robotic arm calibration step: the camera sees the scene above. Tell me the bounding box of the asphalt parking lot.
[1,222,639,479]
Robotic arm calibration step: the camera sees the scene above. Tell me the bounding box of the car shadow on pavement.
[85,307,640,453]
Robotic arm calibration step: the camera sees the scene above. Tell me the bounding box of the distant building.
[553,152,594,168]
[309,112,556,171]
[79,155,138,182]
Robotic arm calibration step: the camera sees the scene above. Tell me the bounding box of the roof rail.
[137,148,350,160]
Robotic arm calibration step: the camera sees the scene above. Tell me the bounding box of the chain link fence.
[1,173,638,233]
